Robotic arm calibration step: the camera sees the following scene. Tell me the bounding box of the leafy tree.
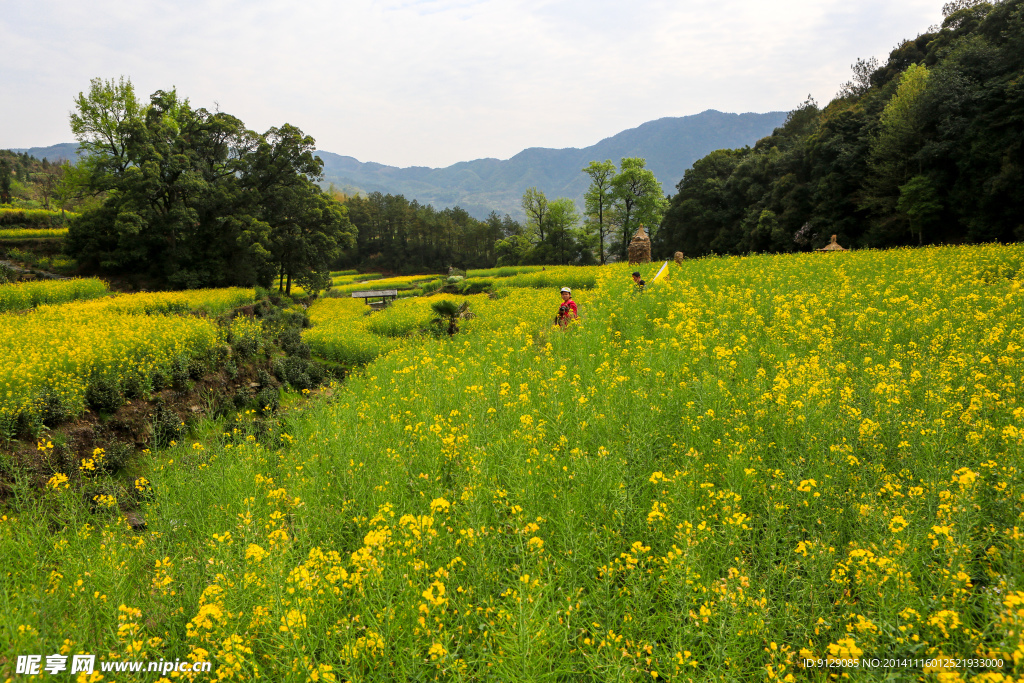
[838,58,880,98]
[340,192,500,273]
[897,175,942,244]
[862,63,931,240]
[610,158,667,260]
[238,124,355,294]
[66,80,355,290]
[0,159,11,204]
[494,234,532,266]
[31,162,67,209]
[521,187,549,243]
[546,198,578,265]
[658,0,1024,252]
[539,198,595,265]
[656,149,746,257]
[582,160,616,264]
[69,76,144,190]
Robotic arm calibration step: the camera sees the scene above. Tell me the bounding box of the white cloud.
[1,0,941,167]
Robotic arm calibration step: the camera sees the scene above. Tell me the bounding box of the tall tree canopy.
[65,80,355,290]
[493,188,596,266]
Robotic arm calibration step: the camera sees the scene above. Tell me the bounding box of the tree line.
[654,0,1024,256]
[336,156,668,272]
[336,193,506,273]
[485,157,667,267]
[49,79,668,282]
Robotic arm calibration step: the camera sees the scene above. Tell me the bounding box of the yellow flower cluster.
[0,227,70,239]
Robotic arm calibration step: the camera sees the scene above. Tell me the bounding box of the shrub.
[152,408,185,448]
[85,375,123,413]
[255,387,280,413]
[279,327,311,358]
[229,316,263,358]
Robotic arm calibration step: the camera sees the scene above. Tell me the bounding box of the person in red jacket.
[556,287,578,328]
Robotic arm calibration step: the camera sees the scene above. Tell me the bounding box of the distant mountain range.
[9,109,788,220]
[316,110,788,219]
[7,142,80,163]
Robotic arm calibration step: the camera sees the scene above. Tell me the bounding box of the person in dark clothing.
[632,271,645,293]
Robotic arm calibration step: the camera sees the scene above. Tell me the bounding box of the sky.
[2,0,943,168]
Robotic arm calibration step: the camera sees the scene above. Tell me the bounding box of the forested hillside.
[0,150,84,212]
[655,0,1024,256]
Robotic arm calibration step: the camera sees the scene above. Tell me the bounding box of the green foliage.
[862,63,932,228]
[500,189,597,266]
[656,0,1024,254]
[64,80,356,291]
[151,408,185,448]
[494,234,534,267]
[897,175,943,245]
[582,160,617,264]
[341,192,507,274]
[521,187,549,242]
[609,157,667,260]
[278,327,311,359]
[274,356,324,392]
[69,76,142,183]
[0,159,11,205]
[85,375,124,414]
[245,125,357,295]
[0,149,91,214]
[429,299,473,336]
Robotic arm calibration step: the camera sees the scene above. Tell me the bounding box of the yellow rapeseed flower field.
[0,278,108,312]
[36,287,255,316]
[0,288,254,431]
[2,246,1022,681]
[0,228,70,240]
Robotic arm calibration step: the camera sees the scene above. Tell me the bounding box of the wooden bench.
[351,289,399,310]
